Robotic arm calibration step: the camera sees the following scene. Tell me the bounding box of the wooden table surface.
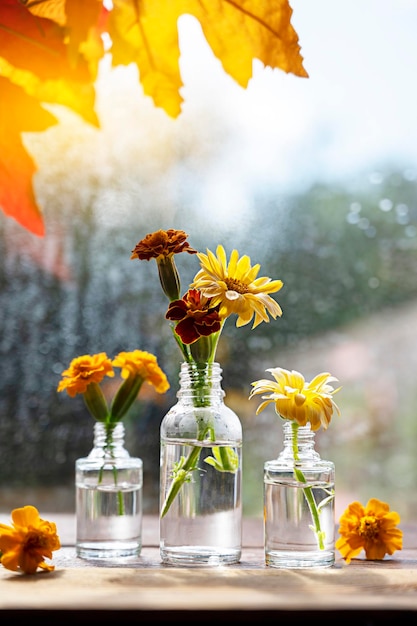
[1,514,417,622]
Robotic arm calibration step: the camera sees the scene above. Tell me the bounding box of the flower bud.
[157,256,181,301]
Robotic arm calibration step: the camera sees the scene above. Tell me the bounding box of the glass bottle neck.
[177,361,225,406]
[89,421,129,459]
[278,420,321,463]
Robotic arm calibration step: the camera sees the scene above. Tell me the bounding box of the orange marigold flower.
[0,505,61,574]
[57,352,114,397]
[166,289,222,344]
[130,229,197,261]
[336,498,403,564]
[112,350,170,394]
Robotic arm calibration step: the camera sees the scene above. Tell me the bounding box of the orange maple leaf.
[0,0,93,82]
[0,0,100,122]
[0,0,102,235]
[0,77,58,236]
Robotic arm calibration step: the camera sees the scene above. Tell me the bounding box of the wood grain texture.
[0,516,416,618]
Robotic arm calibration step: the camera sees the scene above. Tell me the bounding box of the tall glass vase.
[264,421,335,568]
[75,421,143,560]
[160,361,242,566]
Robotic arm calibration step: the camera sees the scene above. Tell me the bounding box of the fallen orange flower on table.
[336,498,403,564]
[0,505,60,574]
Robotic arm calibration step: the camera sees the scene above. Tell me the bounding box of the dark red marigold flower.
[166,289,221,344]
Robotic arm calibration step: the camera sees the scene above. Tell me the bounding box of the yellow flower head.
[190,244,283,329]
[249,367,341,431]
[58,350,169,422]
[112,350,170,394]
[0,505,61,574]
[336,498,403,564]
[57,352,114,397]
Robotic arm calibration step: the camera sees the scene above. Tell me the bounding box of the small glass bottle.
[160,361,242,566]
[264,421,335,568]
[75,421,143,560]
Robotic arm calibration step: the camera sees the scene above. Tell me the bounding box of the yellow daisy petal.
[191,246,283,328]
[249,367,341,432]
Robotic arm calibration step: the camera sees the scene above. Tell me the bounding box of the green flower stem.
[83,382,108,421]
[110,374,143,421]
[170,326,192,362]
[104,422,125,516]
[83,374,144,518]
[95,420,125,516]
[157,255,181,301]
[291,421,325,551]
[218,444,232,469]
[99,461,125,516]
[112,465,125,516]
[160,361,218,518]
[160,443,202,518]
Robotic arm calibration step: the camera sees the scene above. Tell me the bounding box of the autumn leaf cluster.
[0,0,307,236]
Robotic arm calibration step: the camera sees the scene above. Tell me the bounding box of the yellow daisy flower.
[191,244,283,328]
[0,505,60,574]
[249,367,341,431]
[336,498,403,564]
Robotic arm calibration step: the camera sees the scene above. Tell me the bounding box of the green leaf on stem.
[204,446,238,472]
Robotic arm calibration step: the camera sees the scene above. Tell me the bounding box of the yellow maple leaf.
[13,0,307,120]
[190,0,308,86]
[109,0,308,118]
[109,0,185,117]
[0,0,308,235]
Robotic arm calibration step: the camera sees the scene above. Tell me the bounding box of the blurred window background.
[1,0,417,518]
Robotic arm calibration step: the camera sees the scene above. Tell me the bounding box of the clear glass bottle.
[264,421,335,568]
[75,421,143,560]
[160,361,242,566]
